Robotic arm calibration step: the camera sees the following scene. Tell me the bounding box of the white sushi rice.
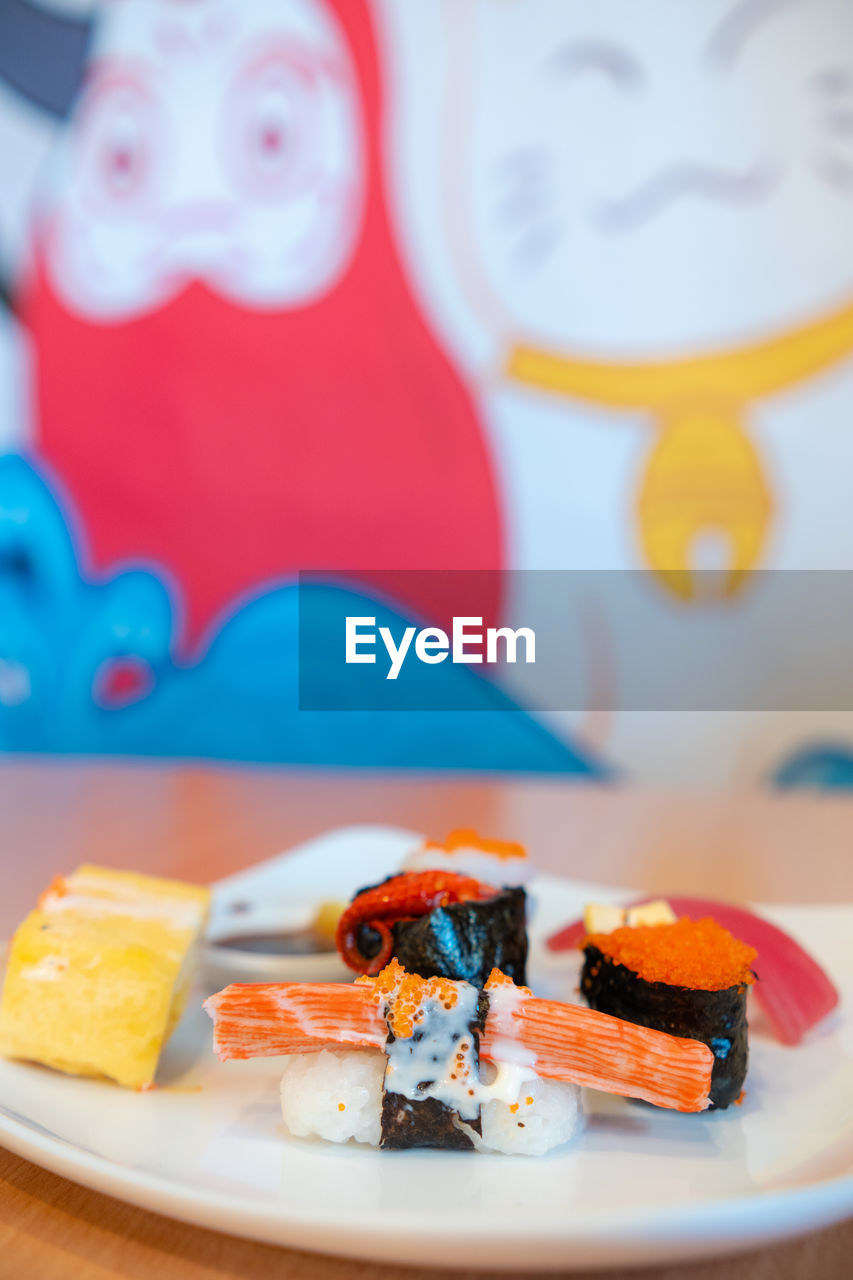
[279,1049,384,1146]
[279,1049,582,1155]
[474,1076,583,1156]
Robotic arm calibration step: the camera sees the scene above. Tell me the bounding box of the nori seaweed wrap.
[580,916,756,1110]
[337,871,528,986]
[391,888,527,987]
[380,986,489,1150]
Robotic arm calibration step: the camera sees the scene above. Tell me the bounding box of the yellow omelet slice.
[0,865,210,1089]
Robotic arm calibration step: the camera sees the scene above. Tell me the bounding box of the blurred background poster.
[2,0,853,786]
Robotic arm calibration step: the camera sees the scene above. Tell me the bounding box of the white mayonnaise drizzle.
[484,981,536,1050]
[383,979,538,1118]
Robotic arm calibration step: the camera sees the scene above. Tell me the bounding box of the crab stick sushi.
[204,961,714,1154]
[580,909,757,1109]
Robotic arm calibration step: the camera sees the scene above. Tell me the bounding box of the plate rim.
[1,1100,851,1270]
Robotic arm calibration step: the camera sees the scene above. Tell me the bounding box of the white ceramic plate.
[0,825,851,1272]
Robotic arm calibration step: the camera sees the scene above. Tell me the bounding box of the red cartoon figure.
[24,0,502,650]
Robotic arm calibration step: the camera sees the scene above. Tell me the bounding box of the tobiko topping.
[385,971,460,1040]
[422,829,527,860]
[584,917,757,991]
[550,893,839,1044]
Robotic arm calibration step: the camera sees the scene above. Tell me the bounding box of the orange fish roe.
[386,971,460,1040]
[356,960,464,1039]
[584,917,756,991]
[484,968,532,998]
[356,958,408,1001]
[423,829,527,861]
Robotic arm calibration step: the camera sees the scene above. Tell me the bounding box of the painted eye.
[246,84,295,178]
[100,107,148,200]
[223,48,324,202]
[549,40,644,92]
[76,70,162,214]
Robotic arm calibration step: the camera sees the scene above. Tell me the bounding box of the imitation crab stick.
[206,981,385,1059]
[481,972,713,1113]
[205,966,714,1113]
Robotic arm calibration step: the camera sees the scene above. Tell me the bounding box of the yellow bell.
[505,292,853,601]
[637,402,771,600]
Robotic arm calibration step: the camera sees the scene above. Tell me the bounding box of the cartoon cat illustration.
[385,0,853,594]
[376,0,853,780]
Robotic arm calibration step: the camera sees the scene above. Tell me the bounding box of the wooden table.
[0,761,850,1279]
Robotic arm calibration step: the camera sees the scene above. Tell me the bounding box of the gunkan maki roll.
[336,868,528,986]
[580,913,757,1109]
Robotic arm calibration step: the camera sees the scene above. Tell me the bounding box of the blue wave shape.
[0,453,608,774]
[773,744,853,791]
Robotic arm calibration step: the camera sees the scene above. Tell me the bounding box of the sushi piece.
[580,914,757,1109]
[638,895,839,1047]
[547,894,839,1047]
[0,865,210,1089]
[336,867,528,986]
[204,961,715,1154]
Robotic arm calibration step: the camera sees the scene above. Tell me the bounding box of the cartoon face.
[464,0,853,352]
[42,0,364,318]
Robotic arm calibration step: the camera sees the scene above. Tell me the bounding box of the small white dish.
[203,824,423,985]
[0,825,851,1271]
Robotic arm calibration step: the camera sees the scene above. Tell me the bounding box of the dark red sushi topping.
[336,870,498,975]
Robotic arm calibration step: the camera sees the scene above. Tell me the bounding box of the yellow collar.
[501,295,853,597]
[505,294,853,409]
